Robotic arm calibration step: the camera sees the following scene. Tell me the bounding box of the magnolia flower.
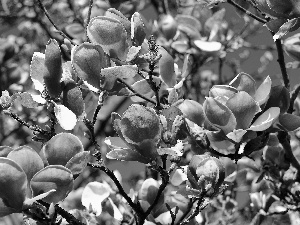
[203,73,280,145]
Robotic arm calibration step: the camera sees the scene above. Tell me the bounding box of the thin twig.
[227,0,267,24]
[177,198,197,224]
[117,78,157,105]
[274,37,290,90]
[288,84,300,114]
[85,0,94,42]
[36,0,76,45]
[180,199,202,225]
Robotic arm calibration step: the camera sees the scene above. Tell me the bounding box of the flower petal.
[209,85,238,100]
[54,103,77,130]
[226,91,260,129]
[229,72,256,96]
[81,182,111,216]
[248,107,280,131]
[7,146,44,182]
[30,165,73,204]
[42,133,84,166]
[87,16,128,60]
[30,52,45,93]
[254,76,272,105]
[71,43,105,89]
[203,97,236,134]
[0,157,27,210]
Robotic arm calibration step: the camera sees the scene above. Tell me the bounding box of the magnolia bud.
[187,155,225,196]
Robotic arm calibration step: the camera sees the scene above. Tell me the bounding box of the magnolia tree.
[1,0,300,224]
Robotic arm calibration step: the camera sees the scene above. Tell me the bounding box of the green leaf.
[209,85,238,100]
[30,165,73,204]
[100,65,137,90]
[158,47,176,88]
[12,92,40,108]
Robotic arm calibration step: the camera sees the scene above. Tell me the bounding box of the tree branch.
[274,37,290,90]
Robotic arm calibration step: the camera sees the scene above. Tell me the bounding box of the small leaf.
[30,165,73,204]
[254,76,272,105]
[158,47,176,87]
[248,107,280,131]
[273,18,299,41]
[106,148,150,164]
[181,54,193,78]
[175,99,205,126]
[167,88,178,105]
[0,146,13,157]
[131,12,146,46]
[65,151,90,175]
[13,92,39,108]
[129,79,156,102]
[54,103,77,130]
[126,46,141,62]
[65,23,85,40]
[81,181,111,216]
[30,52,45,92]
[279,113,300,131]
[101,65,137,90]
